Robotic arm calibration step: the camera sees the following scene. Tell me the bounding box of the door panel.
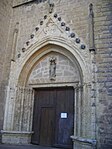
[39,107,55,146]
[31,87,74,148]
[31,88,56,145]
[55,88,74,148]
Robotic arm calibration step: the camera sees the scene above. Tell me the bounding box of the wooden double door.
[31,87,74,148]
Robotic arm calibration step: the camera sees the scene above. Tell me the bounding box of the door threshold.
[36,145,64,149]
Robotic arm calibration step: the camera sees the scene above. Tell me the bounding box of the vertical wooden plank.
[39,107,55,146]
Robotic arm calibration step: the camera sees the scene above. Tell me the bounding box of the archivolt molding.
[18,12,87,57]
[16,40,91,87]
[10,12,91,87]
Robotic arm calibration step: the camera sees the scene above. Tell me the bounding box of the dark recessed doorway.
[31,87,74,149]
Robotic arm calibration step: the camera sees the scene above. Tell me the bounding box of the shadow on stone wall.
[99,103,112,149]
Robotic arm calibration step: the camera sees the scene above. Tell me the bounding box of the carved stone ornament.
[49,57,57,80]
[20,11,87,57]
[43,19,60,35]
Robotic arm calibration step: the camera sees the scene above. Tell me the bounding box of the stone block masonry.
[0,0,13,142]
[0,0,112,149]
[94,1,112,149]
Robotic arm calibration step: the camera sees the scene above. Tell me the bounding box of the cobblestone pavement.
[0,144,63,149]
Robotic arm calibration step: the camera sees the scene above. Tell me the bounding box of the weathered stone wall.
[11,0,90,54]
[94,1,112,149]
[0,0,13,142]
[11,0,112,148]
[0,0,112,148]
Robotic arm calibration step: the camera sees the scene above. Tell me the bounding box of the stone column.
[77,85,83,137]
[71,83,97,149]
[74,84,83,137]
[90,52,97,139]
[2,87,34,144]
[74,84,78,136]
[3,86,17,131]
[13,87,34,132]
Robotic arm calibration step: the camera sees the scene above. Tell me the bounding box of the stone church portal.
[0,1,112,149]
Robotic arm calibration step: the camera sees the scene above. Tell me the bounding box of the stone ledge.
[71,136,96,149]
[1,131,33,144]
[1,130,33,134]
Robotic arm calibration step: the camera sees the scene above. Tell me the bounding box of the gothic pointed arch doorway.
[24,46,82,148]
[2,38,95,149]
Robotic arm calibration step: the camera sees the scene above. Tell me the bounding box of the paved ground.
[0,144,64,149]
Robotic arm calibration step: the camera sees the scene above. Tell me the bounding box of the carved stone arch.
[17,37,91,87]
[18,45,83,87]
[2,30,96,149]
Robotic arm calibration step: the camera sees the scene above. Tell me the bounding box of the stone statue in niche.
[49,57,57,80]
